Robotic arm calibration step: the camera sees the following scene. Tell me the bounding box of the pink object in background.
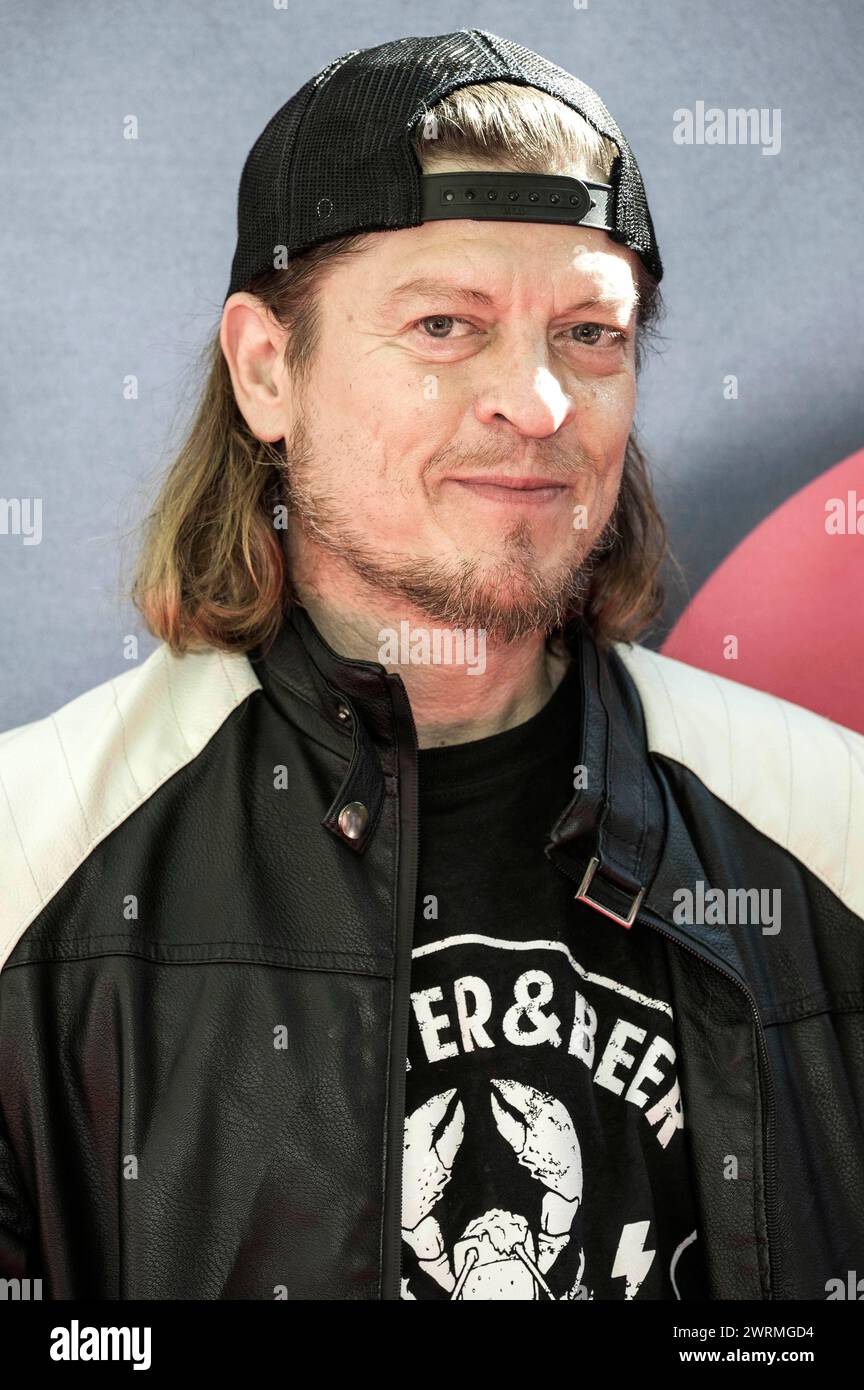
[662,449,864,735]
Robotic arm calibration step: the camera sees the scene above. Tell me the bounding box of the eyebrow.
[378,276,639,316]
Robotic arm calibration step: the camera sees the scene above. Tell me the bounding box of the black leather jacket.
[1,602,862,1300]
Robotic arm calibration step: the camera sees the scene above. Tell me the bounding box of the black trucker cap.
[224,28,663,301]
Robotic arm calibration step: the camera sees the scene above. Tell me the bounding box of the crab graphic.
[401,1078,589,1300]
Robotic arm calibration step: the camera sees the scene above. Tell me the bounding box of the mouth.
[444,475,569,507]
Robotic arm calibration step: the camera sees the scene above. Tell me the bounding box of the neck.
[291,568,571,751]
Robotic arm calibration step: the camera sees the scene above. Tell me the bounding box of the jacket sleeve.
[0,1107,35,1278]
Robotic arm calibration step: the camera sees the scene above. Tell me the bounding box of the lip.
[447,474,566,490]
[444,475,569,506]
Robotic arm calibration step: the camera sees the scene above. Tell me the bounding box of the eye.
[414,314,473,339]
[565,322,629,348]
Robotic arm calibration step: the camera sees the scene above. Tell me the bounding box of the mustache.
[427,440,603,481]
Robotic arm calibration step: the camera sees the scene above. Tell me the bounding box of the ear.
[219,293,292,443]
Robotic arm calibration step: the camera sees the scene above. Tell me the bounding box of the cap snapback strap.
[420,171,613,231]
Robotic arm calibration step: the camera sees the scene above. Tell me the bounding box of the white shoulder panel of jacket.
[615,641,864,924]
[0,643,262,973]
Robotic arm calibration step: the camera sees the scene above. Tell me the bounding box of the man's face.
[280,177,641,641]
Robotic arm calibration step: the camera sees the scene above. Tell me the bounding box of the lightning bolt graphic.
[611,1221,656,1299]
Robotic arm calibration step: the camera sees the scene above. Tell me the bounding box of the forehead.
[329,218,641,314]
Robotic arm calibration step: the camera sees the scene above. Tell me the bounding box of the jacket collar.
[252,602,664,899]
[252,601,751,983]
[256,603,755,950]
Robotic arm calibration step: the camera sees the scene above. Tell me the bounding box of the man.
[1,30,862,1302]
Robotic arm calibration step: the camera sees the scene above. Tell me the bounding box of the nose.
[472,333,576,438]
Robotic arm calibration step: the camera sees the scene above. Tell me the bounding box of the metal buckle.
[574,855,645,929]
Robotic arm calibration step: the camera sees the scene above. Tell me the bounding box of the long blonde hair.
[130,81,671,656]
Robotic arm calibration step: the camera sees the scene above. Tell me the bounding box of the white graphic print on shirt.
[400,932,703,1300]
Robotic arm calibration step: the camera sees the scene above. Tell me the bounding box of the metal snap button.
[336,702,352,723]
[338,801,368,839]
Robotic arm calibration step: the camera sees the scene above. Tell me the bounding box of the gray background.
[1,0,862,731]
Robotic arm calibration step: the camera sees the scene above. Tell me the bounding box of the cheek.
[301,371,456,530]
[335,351,446,434]
[352,371,462,484]
[578,376,636,454]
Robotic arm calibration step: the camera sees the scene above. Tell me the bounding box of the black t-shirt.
[401,656,710,1301]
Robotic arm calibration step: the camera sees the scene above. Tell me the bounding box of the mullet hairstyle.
[130,80,672,657]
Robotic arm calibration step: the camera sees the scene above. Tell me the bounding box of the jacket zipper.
[634,905,779,1300]
[382,676,421,1300]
